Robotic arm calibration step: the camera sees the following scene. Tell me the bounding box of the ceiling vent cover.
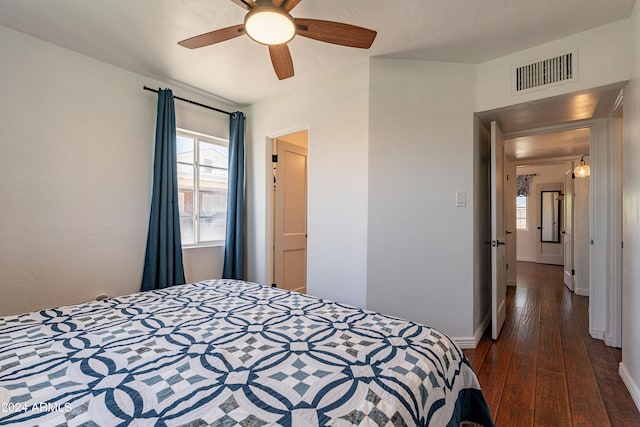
[513,50,577,94]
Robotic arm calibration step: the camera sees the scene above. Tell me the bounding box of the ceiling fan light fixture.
[244,6,295,45]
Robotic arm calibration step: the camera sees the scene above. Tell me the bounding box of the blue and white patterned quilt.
[0,280,493,426]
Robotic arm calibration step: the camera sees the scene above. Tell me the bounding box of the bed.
[0,280,493,426]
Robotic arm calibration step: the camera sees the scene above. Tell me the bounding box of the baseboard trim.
[604,333,620,348]
[619,363,640,413]
[475,312,491,344]
[590,329,605,340]
[517,256,537,262]
[507,279,516,287]
[455,313,491,349]
[454,337,476,349]
[575,288,590,297]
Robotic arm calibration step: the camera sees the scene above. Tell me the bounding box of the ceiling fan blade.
[230,0,256,10]
[268,44,294,80]
[178,25,245,49]
[295,18,377,49]
[280,0,303,12]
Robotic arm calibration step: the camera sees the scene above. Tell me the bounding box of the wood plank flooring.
[463,261,640,426]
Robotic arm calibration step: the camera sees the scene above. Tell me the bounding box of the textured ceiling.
[0,0,636,105]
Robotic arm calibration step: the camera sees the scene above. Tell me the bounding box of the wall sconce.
[574,154,590,178]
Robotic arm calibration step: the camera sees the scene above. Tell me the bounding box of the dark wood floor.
[463,262,640,427]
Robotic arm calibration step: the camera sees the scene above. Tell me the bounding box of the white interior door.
[491,121,507,340]
[491,122,507,340]
[563,170,575,290]
[504,156,517,287]
[274,140,308,294]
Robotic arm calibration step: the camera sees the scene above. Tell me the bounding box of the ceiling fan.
[178,0,377,80]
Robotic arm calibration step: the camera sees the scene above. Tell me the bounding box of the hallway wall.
[621,1,640,413]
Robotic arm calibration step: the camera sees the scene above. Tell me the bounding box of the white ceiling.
[0,0,635,105]
[506,128,590,162]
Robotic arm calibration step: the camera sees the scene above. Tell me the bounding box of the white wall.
[245,61,370,308]
[621,2,640,412]
[573,159,591,296]
[0,25,235,316]
[589,118,616,338]
[367,58,476,339]
[476,19,631,112]
[516,163,572,262]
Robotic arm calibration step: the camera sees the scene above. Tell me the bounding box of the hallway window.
[516,196,528,230]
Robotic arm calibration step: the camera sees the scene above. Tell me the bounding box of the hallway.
[463,262,640,426]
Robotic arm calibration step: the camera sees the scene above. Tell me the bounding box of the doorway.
[477,83,625,348]
[270,130,308,294]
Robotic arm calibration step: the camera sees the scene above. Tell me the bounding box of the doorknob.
[496,241,506,246]
[505,230,512,235]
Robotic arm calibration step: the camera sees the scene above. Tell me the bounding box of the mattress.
[0,280,493,426]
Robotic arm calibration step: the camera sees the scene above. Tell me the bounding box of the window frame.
[176,128,229,248]
[516,195,528,231]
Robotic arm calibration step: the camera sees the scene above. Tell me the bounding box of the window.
[516,195,527,230]
[176,129,229,246]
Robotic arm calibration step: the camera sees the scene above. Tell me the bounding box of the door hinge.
[506,263,509,270]
[591,239,594,245]
[572,173,576,179]
[272,154,278,163]
[572,269,575,276]
[622,241,624,249]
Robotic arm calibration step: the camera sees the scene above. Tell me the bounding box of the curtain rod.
[143,86,234,117]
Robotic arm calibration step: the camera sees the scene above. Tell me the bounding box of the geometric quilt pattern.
[0,280,492,426]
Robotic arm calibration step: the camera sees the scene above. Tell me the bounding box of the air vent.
[513,50,577,94]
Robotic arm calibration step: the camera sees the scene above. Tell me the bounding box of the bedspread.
[0,280,493,426]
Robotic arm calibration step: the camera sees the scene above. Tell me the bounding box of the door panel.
[274,141,308,294]
[491,121,507,340]
[505,156,517,287]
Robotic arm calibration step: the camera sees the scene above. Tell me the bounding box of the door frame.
[535,182,564,265]
[503,117,622,346]
[264,127,310,288]
[273,139,308,293]
[563,167,575,292]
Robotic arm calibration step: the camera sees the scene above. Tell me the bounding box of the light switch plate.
[456,192,466,207]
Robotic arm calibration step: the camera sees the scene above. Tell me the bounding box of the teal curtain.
[141,89,186,291]
[223,112,245,279]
